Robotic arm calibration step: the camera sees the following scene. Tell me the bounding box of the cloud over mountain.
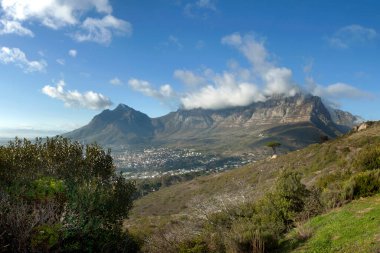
[129,32,370,111]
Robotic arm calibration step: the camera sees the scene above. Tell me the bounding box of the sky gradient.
[0,0,379,138]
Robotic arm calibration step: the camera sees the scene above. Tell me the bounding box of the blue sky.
[0,0,379,137]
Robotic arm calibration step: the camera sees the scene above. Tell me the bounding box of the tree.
[0,136,138,252]
[266,141,281,155]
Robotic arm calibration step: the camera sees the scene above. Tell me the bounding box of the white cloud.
[0,19,33,36]
[164,35,183,50]
[68,49,77,57]
[0,46,46,72]
[0,0,131,44]
[196,0,217,11]
[307,78,371,100]
[174,69,205,86]
[181,72,266,110]
[73,15,132,45]
[184,0,217,18]
[42,80,112,110]
[131,32,370,111]
[128,79,175,99]
[328,24,378,49]
[221,33,298,96]
[110,77,122,85]
[56,58,65,65]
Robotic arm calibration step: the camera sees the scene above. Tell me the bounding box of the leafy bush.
[343,169,380,200]
[0,137,138,252]
[354,145,380,171]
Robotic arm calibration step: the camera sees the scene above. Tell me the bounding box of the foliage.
[343,169,380,200]
[354,145,380,171]
[265,141,281,154]
[0,136,138,252]
[176,170,310,253]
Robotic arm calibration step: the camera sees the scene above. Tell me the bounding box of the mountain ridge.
[64,94,361,154]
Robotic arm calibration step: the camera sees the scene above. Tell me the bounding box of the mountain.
[64,94,361,154]
[65,104,154,146]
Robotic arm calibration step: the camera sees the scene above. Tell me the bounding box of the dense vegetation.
[1,122,380,252]
[0,137,138,252]
[130,122,380,253]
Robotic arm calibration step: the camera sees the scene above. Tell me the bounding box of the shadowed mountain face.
[64,94,361,154]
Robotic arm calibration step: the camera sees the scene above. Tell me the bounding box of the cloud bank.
[0,0,131,44]
[42,80,112,110]
[130,32,370,111]
[179,33,299,109]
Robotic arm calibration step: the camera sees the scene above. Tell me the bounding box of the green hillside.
[131,122,380,218]
[127,121,380,252]
[280,194,380,253]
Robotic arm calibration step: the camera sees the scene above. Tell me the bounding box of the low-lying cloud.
[42,80,112,110]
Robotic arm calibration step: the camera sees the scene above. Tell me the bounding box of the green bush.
[0,137,138,252]
[354,145,380,171]
[27,177,65,201]
[344,169,380,200]
[31,224,62,251]
[179,237,209,253]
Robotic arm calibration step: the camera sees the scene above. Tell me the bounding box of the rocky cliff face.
[65,94,360,153]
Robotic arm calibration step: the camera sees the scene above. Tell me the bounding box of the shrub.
[343,169,380,200]
[0,137,138,252]
[31,224,62,252]
[354,145,380,171]
[179,237,209,253]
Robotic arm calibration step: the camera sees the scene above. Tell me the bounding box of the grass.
[280,194,380,253]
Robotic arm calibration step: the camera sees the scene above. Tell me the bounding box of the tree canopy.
[0,136,138,252]
[266,141,281,154]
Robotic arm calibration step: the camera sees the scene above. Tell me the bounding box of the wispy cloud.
[184,0,217,18]
[56,58,65,66]
[327,24,378,49]
[110,77,122,85]
[0,19,33,36]
[73,15,132,45]
[128,79,175,100]
[68,49,77,58]
[306,78,372,100]
[0,46,46,72]
[163,35,184,50]
[174,69,206,86]
[42,80,112,110]
[0,0,131,44]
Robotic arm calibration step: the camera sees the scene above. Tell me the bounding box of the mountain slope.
[65,104,154,146]
[65,94,360,153]
[280,194,380,253]
[129,121,380,218]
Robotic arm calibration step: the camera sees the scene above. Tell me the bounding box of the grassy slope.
[128,123,380,233]
[281,194,380,253]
